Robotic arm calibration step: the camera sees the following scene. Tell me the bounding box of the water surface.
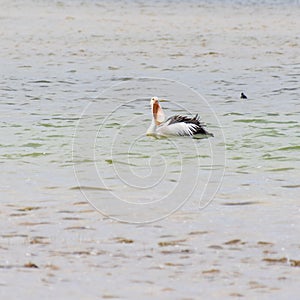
[0,0,300,299]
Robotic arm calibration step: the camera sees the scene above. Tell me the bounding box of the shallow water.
[1,0,300,299]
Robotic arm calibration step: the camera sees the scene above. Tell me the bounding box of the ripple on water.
[234,119,298,125]
[277,145,300,151]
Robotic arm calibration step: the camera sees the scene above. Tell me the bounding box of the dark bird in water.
[147,97,213,137]
[240,92,247,99]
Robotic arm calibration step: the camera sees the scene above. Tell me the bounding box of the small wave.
[277,145,300,151]
[70,186,111,191]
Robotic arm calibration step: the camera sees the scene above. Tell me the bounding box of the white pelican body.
[146,97,213,137]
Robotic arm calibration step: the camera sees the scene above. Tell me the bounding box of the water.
[1,0,300,299]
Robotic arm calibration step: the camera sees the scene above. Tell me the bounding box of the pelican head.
[150,96,159,105]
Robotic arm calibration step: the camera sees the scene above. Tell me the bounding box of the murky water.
[1,0,300,299]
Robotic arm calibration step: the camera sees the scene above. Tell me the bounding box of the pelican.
[146,97,213,137]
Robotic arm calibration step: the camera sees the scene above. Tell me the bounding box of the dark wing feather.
[166,114,213,136]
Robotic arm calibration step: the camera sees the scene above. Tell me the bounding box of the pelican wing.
[157,122,197,136]
[157,115,213,136]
